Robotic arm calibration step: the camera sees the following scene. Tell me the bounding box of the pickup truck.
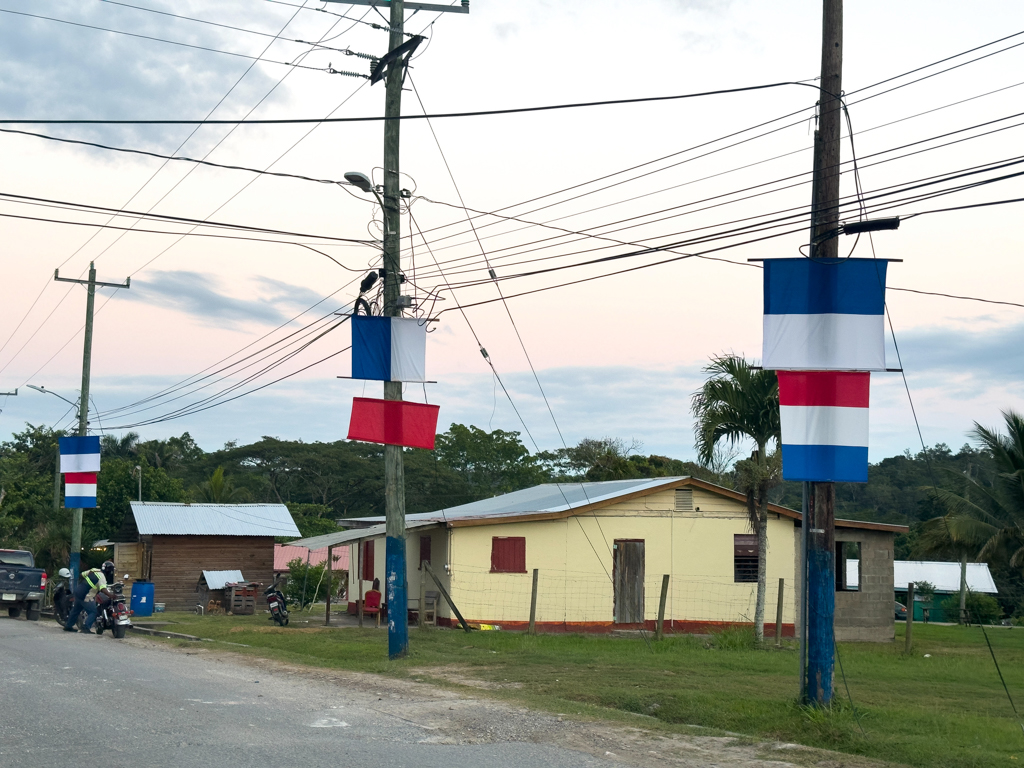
[0,549,46,621]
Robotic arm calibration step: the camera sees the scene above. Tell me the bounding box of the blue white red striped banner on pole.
[64,472,98,508]
[59,435,101,474]
[351,315,427,382]
[778,371,870,483]
[763,258,888,371]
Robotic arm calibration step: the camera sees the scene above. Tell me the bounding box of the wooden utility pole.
[804,0,843,707]
[528,568,539,635]
[381,0,410,661]
[323,0,469,658]
[54,262,129,583]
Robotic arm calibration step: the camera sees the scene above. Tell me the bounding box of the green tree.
[920,410,1024,614]
[434,424,546,497]
[692,354,780,643]
[192,467,249,503]
[94,457,186,540]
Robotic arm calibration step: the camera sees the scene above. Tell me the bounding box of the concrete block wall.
[835,528,895,642]
[794,525,896,643]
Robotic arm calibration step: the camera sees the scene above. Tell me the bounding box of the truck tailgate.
[0,568,44,594]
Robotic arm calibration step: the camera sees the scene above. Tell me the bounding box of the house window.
[419,535,432,569]
[490,536,526,573]
[836,541,860,591]
[734,534,758,583]
[362,540,375,582]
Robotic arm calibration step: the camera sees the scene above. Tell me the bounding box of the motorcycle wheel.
[273,613,285,627]
[283,617,289,626]
[113,625,126,639]
[76,611,86,631]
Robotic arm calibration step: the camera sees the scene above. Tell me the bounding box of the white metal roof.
[894,561,998,594]
[345,477,685,526]
[848,560,997,593]
[200,570,245,590]
[288,519,437,550]
[129,502,300,537]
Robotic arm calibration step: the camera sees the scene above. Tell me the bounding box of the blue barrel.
[129,581,155,617]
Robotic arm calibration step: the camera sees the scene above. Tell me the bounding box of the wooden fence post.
[357,542,364,629]
[655,574,670,641]
[423,561,472,633]
[418,564,427,630]
[775,577,785,647]
[528,568,539,635]
[905,582,915,653]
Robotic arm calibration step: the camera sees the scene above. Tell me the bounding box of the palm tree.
[692,354,780,643]
[100,432,140,459]
[920,410,1024,602]
[192,467,249,503]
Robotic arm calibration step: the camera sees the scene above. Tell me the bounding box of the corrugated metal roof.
[274,544,347,572]
[847,560,997,593]
[894,561,998,594]
[346,478,683,525]
[200,570,245,590]
[129,502,300,537]
[288,519,437,550]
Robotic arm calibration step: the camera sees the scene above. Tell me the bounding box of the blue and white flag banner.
[763,258,888,371]
[351,315,427,383]
[59,435,101,474]
[779,371,870,483]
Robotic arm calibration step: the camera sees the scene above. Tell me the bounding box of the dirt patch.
[124,633,900,768]
[408,664,524,690]
[227,626,328,634]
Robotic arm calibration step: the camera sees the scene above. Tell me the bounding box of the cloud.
[0,1,322,147]
[892,321,1024,381]
[116,270,343,328]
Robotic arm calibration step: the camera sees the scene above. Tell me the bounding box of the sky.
[0,0,1022,465]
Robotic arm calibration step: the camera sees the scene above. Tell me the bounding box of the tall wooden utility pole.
[55,262,129,582]
[325,0,469,659]
[804,0,843,706]
[381,0,410,661]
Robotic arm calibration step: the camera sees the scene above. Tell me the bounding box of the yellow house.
[292,477,904,641]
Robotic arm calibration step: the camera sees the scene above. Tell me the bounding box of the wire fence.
[444,564,797,634]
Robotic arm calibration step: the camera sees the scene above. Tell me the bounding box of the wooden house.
[292,477,904,642]
[114,502,300,610]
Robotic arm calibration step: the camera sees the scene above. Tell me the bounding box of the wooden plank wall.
[150,535,274,610]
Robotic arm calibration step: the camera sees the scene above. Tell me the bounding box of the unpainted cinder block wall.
[834,528,895,642]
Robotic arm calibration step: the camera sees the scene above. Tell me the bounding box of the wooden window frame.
[490,536,526,574]
[362,540,375,582]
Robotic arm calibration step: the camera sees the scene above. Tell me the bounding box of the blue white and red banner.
[351,315,427,382]
[763,258,888,371]
[778,371,870,483]
[59,435,101,474]
[64,472,98,508]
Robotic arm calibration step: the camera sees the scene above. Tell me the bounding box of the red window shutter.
[490,537,526,573]
[419,536,432,569]
[362,541,375,581]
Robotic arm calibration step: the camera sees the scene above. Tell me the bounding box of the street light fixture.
[26,384,79,410]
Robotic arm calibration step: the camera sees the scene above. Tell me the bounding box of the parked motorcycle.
[52,567,75,627]
[264,579,289,626]
[94,577,133,639]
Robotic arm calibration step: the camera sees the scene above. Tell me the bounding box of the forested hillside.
[1,422,1014,610]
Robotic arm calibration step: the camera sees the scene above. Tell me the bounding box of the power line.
[0,7,356,75]
[0,80,833,124]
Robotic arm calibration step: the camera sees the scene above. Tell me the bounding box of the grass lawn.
[141,612,1024,768]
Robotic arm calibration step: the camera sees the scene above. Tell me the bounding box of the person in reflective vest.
[64,561,114,634]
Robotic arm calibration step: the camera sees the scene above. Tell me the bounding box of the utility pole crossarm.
[322,0,468,13]
[0,389,16,396]
[54,269,130,289]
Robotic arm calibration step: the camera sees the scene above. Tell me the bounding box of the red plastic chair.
[363,589,382,627]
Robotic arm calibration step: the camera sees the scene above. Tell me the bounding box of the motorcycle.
[52,568,75,627]
[94,577,133,639]
[264,579,289,627]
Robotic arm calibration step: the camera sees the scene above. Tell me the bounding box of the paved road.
[0,616,627,768]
